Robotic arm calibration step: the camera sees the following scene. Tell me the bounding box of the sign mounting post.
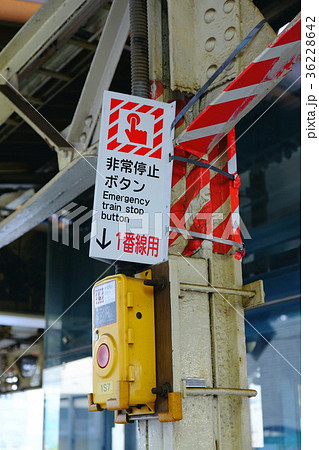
[89,91,175,266]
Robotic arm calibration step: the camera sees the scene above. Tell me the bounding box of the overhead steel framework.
[0,0,300,249]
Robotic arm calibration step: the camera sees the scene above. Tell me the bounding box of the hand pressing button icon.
[125,113,147,146]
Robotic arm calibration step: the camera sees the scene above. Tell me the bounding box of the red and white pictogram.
[106,98,165,159]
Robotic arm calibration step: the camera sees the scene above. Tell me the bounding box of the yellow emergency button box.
[90,274,156,415]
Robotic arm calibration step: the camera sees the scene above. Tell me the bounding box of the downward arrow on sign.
[96,228,111,250]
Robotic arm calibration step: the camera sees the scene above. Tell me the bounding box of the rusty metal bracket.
[242,280,265,309]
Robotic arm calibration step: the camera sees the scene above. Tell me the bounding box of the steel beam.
[0,0,100,124]
[0,83,73,153]
[167,0,275,94]
[0,0,130,244]
[0,0,96,80]
[0,156,96,249]
[66,0,130,149]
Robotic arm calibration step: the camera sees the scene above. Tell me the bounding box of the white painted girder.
[0,0,99,124]
[0,0,130,247]
[0,156,96,249]
[67,0,130,149]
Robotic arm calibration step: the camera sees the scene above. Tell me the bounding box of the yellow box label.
[97,381,113,394]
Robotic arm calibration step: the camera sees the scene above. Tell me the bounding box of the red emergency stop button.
[97,344,110,368]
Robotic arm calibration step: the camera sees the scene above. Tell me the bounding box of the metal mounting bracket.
[87,393,102,412]
[242,280,265,309]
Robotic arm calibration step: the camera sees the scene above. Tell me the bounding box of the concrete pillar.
[138,253,252,449]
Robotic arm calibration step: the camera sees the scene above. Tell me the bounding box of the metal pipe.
[0,0,41,23]
[129,0,149,98]
[116,0,150,278]
[179,283,256,298]
[185,388,257,398]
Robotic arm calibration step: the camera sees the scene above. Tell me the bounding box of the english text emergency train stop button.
[97,343,110,368]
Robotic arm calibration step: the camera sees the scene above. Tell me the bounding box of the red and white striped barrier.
[150,15,300,258]
[170,129,243,257]
[176,14,301,158]
[150,82,243,257]
[166,14,301,258]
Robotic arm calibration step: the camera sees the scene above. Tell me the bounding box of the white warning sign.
[89,91,176,266]
[94,280,116,328]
